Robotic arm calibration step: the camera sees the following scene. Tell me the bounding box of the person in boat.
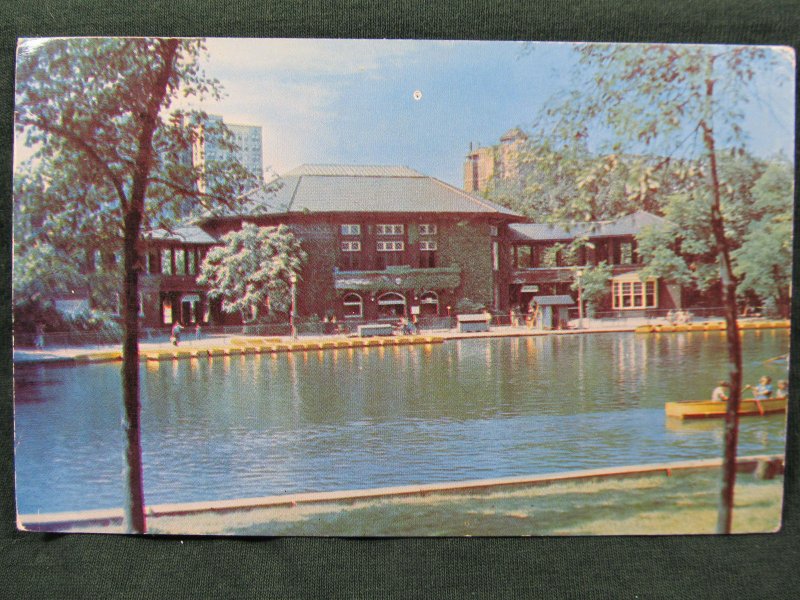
[711,381,729,402]
[745,376,773,399]
[775,380,788,399]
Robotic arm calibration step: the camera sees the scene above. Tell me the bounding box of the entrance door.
[181,301,193,325]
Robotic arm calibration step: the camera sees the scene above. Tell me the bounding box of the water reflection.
[13,330,790,513]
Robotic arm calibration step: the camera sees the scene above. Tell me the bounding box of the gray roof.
[509,211,667,242]
[144,225,218,245]
[531,295,574,306]
[234,164,523,217]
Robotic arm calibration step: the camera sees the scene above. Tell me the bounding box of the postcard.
[12,38,794,535]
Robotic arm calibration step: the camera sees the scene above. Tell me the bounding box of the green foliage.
[13,242,85,303]
[454,297,485,314]
[571,262,613,309]
[731,161,794,314]
[14,38,261,316]
[197,223,307,321]
[438,221,492,307]
[335,266,461,294]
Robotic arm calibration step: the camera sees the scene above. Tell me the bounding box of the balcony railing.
[511,264,640,283]
[334,265,462,291]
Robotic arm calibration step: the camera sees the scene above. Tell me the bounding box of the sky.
[14,39,796,188]
[190,39,795,187]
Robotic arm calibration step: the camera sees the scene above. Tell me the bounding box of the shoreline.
[12,317,789,366]
[18,454,784,534]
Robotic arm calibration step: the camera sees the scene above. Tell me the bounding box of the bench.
[456,313,491,333]
[357,323,395,337]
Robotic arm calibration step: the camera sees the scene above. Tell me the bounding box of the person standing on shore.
[34,323,45,350]
[171,321,183,347]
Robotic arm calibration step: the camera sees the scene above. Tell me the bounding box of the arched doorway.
[342,293,364,318]
[419,291,439,316]
[377,292,406,319]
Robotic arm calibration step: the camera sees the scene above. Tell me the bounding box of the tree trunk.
[119,38,181,533]
[702,65,743,534]
[121,210,146,533]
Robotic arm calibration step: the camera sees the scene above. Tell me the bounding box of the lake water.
[14,330,789,514]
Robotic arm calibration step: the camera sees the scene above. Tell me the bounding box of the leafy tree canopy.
[197,224,307,321]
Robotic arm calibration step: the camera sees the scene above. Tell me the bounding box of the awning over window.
[531,295,574,306]
[377,293,406,306]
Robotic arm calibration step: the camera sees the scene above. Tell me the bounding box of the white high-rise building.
[193,114,264,188]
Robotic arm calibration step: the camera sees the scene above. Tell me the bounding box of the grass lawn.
[146,468,783,536]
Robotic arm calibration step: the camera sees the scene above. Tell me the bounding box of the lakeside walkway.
[11,317,666,365]
[15,315,789,366]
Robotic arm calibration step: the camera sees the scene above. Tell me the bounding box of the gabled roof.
[509,210,667,242]
[144,225,218,245]
[232,164,524,218]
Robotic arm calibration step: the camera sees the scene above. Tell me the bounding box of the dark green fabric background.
[1,1,798,598]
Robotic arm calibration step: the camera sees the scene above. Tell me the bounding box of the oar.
[764,353,789,363]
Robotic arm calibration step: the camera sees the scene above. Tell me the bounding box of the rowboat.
[665,397,787,419]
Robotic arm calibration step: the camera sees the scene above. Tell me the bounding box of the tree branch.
[18,116,130,213]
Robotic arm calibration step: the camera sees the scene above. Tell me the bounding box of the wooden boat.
[665,397,787,419]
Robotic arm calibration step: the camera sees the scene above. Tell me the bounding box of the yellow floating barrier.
[207,348,225,358]
[146,351,177,361]
[74,351,123,363]
[230,337,281,347]
[638,319,789,335]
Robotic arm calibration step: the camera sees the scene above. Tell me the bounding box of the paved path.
[12,322,650,365]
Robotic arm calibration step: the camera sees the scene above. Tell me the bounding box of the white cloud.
[204,38,451,77]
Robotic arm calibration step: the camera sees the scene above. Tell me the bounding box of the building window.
[377,241,404,252]
[489,225,499,237]
[187,249,197,275]
[377,240,405,268]
[420,240,437,251]
[377,292,406,319]
[341,224,361,236]
[148,250,161,274]
[419,291,439,315]
[619,241,634,265]
[419,240,437,268]
[161,249,173,275]
[419,224,437,235]
[515,246,533,269]
[342,293,363,318]
[175,249,186,275]
[340,241,362,270]
[341,241,362,252]
[540,245,559,268]
[612,277,658,309]
[377,224,404,235]
[161,297,173,324]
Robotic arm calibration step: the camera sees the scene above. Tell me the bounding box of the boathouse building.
[139,165,679,328]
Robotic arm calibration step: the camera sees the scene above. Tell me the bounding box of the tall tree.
[732,160,794,316]
[535,43,791,532]
[14,38,259,532]
[197,223,307,322]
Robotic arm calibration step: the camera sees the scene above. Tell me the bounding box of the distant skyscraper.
[193,114,264,190]
[463,128,528,193]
